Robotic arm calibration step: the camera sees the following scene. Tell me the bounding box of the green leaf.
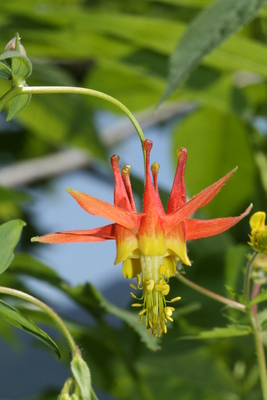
[172,106,256,217]
[71,354,91,400]
[257,309,267,328]
[180,325,252,340]
[161,0,267,104]
[0,50,31,75]
[7,92,31,121]
[11,54,32,84]
[251,289,267,305]
[0,299,60,358]
[0,61,12,80]
[0,50,26,61]
[0,219,25,274]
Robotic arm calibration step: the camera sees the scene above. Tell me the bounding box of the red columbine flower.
[32,140,252,337]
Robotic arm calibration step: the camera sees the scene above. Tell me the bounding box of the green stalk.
[20,85,146,164]
[175,273,246,311]
[243,252,258,301]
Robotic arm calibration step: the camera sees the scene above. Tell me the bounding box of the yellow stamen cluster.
[130,259,181,337]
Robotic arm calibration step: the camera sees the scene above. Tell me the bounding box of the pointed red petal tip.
[167,147,187,214]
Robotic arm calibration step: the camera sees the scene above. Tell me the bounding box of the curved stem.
[175,273,246,311]
[0,286,78,355]
[243,252,258,301]
[21,85,146,161]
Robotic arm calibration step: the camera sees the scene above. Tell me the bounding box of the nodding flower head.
[32,140,252,337]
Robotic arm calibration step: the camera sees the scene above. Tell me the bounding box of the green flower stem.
[243,252,258,301]
[20,85,146,161]
[250,282,267,400]
[175,273,246,311]
[0,286,78,355]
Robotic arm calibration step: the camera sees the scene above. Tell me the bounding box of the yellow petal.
[249,212,266,231]
[122,258,141,279]
[162,256,176,278]
[114,226,139,264]
[166,223,191,266]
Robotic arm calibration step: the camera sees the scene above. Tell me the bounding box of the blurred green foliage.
[1,0,267,399]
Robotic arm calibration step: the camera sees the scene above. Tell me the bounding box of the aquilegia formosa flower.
[32,140,252,337]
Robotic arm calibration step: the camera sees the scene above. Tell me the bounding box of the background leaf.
[0,299,60,358]
[161,0,267,103]
[172,106,256,216]
[180,325,252,340]
[0,219,25,274]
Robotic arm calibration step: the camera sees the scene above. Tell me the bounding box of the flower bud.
[59,378,75,400]
[5,33,27,56]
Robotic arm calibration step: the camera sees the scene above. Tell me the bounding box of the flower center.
[130,255,181,337]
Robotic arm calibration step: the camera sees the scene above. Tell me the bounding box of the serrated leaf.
[160,0,267,104]
[0,299,60,358]
[0,61,12,80]
[0,219,25,274]
[7,92,31,120]
[180,325,252,340]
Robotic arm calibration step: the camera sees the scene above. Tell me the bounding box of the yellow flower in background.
[249,212,267,253]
